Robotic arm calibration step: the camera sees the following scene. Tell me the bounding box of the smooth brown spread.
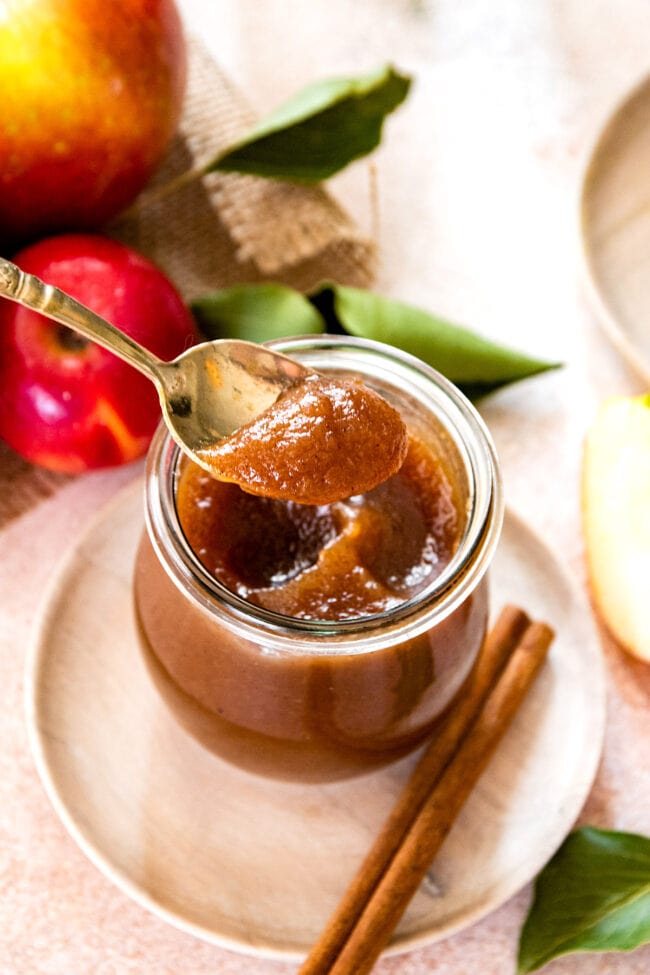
[196,374,409,505]
[177,433,461,621]
[136,401,485,780]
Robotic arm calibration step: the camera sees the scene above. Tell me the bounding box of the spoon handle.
[0,257,163,384]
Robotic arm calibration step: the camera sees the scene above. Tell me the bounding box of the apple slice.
[582,394,650,661]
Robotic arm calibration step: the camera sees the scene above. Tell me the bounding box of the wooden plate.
[25,480,605,961]
[581,73,650,381]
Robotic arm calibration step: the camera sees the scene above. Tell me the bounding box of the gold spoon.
[0,256,313,465]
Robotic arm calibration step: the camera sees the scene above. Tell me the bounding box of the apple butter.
[179,433,458,620]
[196,373,409,505]
[134,336,502,781]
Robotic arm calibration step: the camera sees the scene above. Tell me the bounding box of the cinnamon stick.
[328,620,554,975]
[299,605,532,975]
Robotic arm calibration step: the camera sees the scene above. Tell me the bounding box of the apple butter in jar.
[134,336,503,781]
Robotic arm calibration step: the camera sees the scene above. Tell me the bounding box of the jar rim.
[143,335,503,655]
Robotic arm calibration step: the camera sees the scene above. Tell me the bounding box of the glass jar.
[133,336,503,781]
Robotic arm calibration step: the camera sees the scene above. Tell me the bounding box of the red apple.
[0,0,186,248]
[0,233,198,472]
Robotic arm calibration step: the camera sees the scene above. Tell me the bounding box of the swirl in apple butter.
[178,432,461,621]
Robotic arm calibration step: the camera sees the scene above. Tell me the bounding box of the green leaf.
[314,284,560,396]
[518,827,650,973]
[190,281,559,396]
[205,65,411,183]
[191,283,324,343]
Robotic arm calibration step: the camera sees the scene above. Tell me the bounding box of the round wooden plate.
[581,72,650,381]
[25,480,605,961]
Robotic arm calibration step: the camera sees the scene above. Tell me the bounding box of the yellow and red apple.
[0,0,187,247]
[0,233,198,472]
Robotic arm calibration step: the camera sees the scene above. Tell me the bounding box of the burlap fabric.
[0,39,376,528]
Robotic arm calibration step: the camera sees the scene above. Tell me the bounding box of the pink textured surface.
[2,1,650,973]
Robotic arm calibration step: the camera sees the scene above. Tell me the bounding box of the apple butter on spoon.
[0,257,407,501]
[198,374,408,505]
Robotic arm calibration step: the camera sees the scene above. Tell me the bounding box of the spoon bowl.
[0,257,313,469]
[156,339,314,454]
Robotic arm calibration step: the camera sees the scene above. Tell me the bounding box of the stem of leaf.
[118,165,209,221]
[368,162,380,245]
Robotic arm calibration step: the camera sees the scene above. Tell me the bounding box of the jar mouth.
[144,335,503,655]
